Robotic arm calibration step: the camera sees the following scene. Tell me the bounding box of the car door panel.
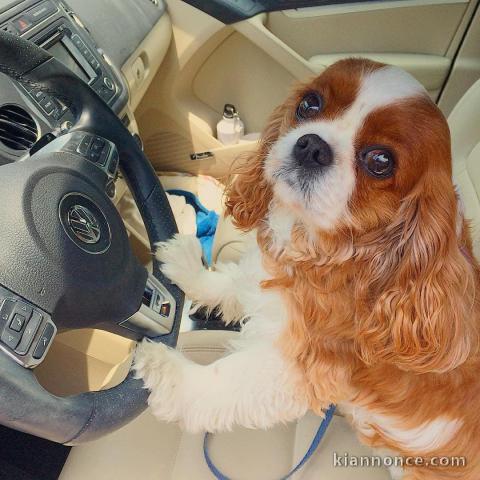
[267,2,469,59]
[135,0,480,179]
[193,32,296,134]
[439,4,480,114]
[180,0,448,24]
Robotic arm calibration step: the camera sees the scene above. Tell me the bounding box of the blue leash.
[203,405,336,480]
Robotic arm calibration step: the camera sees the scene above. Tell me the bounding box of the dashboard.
[0,0,166,164]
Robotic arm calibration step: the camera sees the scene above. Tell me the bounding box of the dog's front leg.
[157,234,245,323]
[134,339,308,433]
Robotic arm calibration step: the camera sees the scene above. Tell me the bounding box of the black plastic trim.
[182,0,412,24]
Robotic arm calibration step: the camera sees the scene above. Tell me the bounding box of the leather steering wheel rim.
[0,32,184,444]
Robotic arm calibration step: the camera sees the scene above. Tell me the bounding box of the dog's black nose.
[293,134,333,169]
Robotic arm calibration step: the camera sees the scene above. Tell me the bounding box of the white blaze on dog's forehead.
[352,66,427,121]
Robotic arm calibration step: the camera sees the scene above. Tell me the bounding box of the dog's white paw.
[134,340,184,424]
[156,234,204,292]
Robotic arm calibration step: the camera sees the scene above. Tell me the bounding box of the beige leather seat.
[212,212,255,264]
[60,81,480,480]
[60,331,390,480]
[450,79,480,258]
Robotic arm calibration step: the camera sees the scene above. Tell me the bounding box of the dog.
[134,59,480,480]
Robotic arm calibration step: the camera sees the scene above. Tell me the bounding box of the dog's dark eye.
[296,92,323,121]
[361,148,395,178]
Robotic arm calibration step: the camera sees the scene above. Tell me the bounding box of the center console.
[0,0,128,126]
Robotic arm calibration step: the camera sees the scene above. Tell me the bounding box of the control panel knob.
[103,77,114,91]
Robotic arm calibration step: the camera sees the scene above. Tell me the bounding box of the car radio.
[0,0,126,124]
[34,21,118,103]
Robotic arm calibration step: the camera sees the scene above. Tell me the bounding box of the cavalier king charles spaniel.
[134,59,480,480]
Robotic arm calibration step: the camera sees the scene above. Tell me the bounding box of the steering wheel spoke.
[35,131,120,197]
[119,273,177,337]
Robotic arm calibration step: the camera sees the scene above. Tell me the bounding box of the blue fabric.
[203,404,337,480]
[167,189,219,265]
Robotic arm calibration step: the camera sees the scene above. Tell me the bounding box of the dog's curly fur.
[135,59,480,480]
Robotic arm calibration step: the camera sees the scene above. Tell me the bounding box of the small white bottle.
[216,104,244,145]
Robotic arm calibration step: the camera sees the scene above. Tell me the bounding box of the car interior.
[0,0,480,478]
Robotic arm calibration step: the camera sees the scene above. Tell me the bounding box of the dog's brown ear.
[224,104,288,231]
[356,172,478,373]
[224,151,273,231]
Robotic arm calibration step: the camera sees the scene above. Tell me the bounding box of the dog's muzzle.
[293,134,333,170]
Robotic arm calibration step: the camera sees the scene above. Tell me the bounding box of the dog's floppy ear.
[225,104,288,231]
[356,172,478,373]
[224,151,272,231]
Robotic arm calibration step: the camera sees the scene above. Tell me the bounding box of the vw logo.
[67,205,101,244]
[59,193,111,254]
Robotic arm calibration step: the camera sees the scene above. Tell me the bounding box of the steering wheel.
[0,32,184,443]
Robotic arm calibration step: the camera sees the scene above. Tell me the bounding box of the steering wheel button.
[32,323,55,360]
[0,299,15,326]
[15,301,33,319]
[89,140,106,162]
[105,180,116,198]
[78,135,92,155]
[92,137,106,149]
[107,155,118,175]
[98,145,110,166]
[9,313,26,332]
[87,150,101,163]
[1,329,21,350]
[15,311,42,355]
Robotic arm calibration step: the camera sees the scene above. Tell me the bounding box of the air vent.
[0,104,38,151]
